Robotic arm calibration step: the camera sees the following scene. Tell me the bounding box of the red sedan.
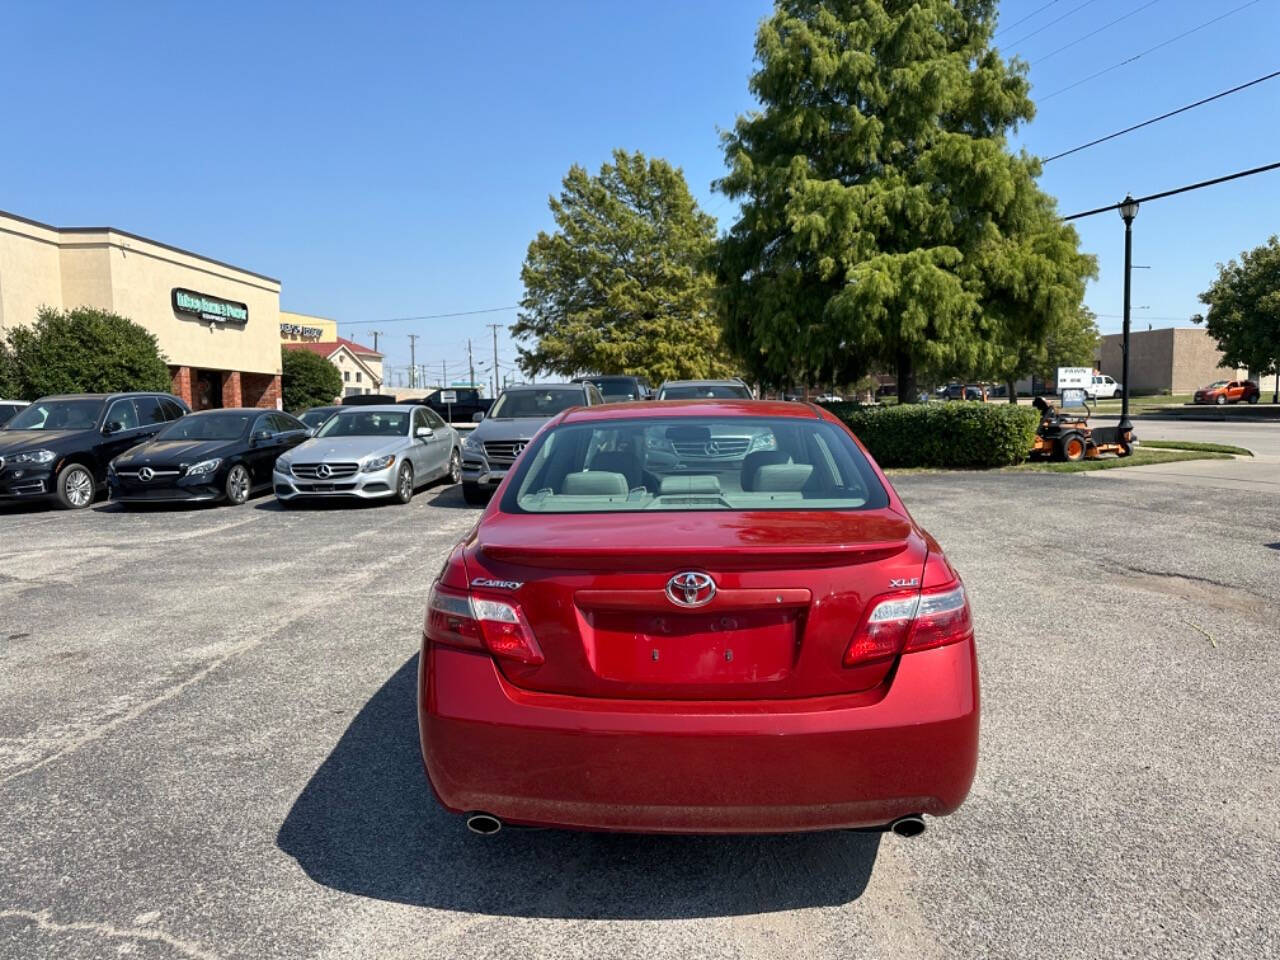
[418,400,979,835]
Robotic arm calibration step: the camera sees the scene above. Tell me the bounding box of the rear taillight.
[426,582,544,665]
[843,581,972,667]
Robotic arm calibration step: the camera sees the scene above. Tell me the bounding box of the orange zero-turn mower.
[1030,395,1136,462]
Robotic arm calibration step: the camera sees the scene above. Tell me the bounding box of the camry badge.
[316,463,332,478]
[138,467,154,482]
[471,578,524,590]
[666,571,716,608]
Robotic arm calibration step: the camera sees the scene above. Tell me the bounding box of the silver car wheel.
[226,465,251,505]
[64,467,94,508]
[449,448,461,484]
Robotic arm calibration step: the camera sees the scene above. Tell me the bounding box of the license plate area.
[587,609,797,685]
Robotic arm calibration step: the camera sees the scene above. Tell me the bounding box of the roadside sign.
[1056,367,1092,393]
[440,390,457,405]
[1060,388,1088,408]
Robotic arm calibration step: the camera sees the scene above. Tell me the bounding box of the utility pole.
[408,335,419,389]
[486,323,501,398]
[369,330,384,353]
[441,359,447,390]
[467,338,475,390]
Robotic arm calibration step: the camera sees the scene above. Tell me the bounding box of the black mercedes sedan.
[108,409,308,506]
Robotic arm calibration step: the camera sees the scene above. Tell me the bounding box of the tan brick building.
[1095,326,1255,395]
[0,208,283,409]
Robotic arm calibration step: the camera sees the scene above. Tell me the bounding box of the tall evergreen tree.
[716,0,1095,399]
[514,149,733,384]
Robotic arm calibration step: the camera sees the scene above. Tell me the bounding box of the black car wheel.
[1248,393,1259,404]
[448,448,462,485]
[225,464,251,505]
[56,463,95,510]
[395,462,414,504]
[463,482,490,505]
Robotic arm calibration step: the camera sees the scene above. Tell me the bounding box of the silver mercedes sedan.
[273,405,461,505]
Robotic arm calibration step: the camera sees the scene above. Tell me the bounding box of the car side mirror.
[253,429,273,443]
[304,427,316,438]
[415,426,433,438]
[471,411,485,422]
[103,421,123,435]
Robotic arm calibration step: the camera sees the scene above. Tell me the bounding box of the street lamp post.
[1118,194,1140,439]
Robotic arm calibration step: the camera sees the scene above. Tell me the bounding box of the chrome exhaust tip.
[465,812,503,836]
[889,814,926,838]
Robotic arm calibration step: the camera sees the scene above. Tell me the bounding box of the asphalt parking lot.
[1,473,1277,960]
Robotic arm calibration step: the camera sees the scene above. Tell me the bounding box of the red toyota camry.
[418,400,978,836]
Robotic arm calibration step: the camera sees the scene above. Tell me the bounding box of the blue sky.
[3,0,1277,385]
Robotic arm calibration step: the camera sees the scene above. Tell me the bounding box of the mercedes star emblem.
[316,463,332,478]
[138,467,154,482]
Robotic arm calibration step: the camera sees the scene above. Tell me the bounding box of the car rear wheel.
[56,463,95,510]
[1056,433,1087,462]
[1216,395,1226,406]
[395,462,414,504]
[224,464,251,505]
[448,448,462,485]
[1248,394,1259,404]
[462,482,490,505]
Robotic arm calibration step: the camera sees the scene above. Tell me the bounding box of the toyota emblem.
[666,571,716,608]
[138,467,154,482]
[316,463,332,478]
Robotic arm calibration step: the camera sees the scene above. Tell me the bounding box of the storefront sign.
[172,288,249,325]
[280,322,324,338]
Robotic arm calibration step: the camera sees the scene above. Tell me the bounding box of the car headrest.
[562,471,629,496]
[741,450,790,490]
[589,451,637,484]
[754,463,813,492]
[659,475,721,496]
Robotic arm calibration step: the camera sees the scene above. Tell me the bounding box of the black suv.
[570,375,652,402]
[0,392,189,509]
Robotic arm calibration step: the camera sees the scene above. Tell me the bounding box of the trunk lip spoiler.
[479,541,909,569]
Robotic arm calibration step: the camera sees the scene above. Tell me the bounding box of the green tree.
[0,336,16,398]
[715,0,1095,400]
[513,149,734,384]
[991,305,1099,401]
[4,305,171,399]
[1194,235,1280,403]
[281,347,342,412]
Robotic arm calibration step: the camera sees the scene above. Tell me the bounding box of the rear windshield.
[659,383,751,399]
[490,389,582,419]
[582,377,644,399]
[501,416,889,513]
[156,413,251,441]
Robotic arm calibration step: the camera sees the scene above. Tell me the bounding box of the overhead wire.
[1003,0,1103,49]
[1030,0,1164,64]
[1060,159,1280,221]
[994,0,1062,38]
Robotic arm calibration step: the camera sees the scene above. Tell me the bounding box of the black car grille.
[671,437,751,459]
[483,441,529,464]
[291,462,359,479]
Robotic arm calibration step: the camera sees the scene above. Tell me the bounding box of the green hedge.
[826,402,1041,469]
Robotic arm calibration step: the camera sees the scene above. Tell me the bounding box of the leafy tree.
[1193,235,1280,403]
[513,149,734,384]
[0,337,16,398]
[990,305,1099,401]
[4,306,171,399]
[715,0,1095,400]
[282,346,342,411]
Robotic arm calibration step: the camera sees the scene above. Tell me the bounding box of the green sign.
[172,288,249,325]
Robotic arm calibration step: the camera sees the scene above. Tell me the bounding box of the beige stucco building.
[279,310,384,397]
[0,209,283,409]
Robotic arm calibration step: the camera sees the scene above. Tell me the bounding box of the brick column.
[170,366,193,407]
[221,371,243,408]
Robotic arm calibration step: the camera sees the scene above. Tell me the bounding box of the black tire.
[1117,442,1133,458]
[1056,432,1087,463]
[56,463,96,510]
[447,448,462,485]
[462,482,490,506]
[1215,394,1226,406]
[394,462,414,504]
[224,464,251,505]
[1248,393,1259,404]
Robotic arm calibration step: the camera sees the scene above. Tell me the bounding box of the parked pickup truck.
[401,388,494,424]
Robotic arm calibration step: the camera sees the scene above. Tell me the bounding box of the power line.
[1040,0,1265,102]
[995,0,1061,38]
[1004,0,1102,49]
[342,305,518,326]
[1042,69,1280,163]
[1031,0,1164,64]
[1061,160,1280,221]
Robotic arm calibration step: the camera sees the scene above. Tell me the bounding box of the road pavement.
[1,476,1277,959]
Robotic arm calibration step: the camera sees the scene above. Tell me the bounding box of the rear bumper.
[419,640,979,833]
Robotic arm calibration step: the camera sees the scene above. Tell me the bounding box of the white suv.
[1087,375,1120,399]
